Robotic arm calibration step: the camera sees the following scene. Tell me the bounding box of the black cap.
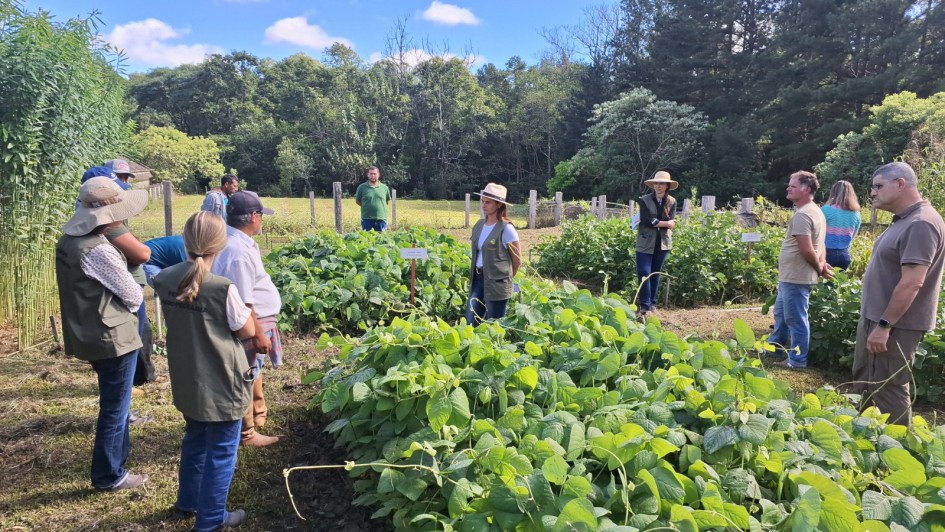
[227,191,274,216]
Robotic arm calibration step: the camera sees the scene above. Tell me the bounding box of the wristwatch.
[878,319,893,329]
[651,218,659,226]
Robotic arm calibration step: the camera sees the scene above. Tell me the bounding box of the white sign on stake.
[400,248,429,260]
[741,232,762,243]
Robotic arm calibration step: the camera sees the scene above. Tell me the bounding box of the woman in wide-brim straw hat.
[55,177,152,491]
[467,183,522,325]
[635,171,678,319]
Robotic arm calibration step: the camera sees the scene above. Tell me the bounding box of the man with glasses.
[853,162,945,427]
[211,191,282,447]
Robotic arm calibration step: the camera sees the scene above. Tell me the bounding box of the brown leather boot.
[241,408,278,447]
[252,375,268,428]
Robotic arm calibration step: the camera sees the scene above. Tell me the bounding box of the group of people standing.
[624,164,943,429]
[768,163,944,428]
[56,168,283,531]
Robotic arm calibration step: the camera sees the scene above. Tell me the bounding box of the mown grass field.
[130,193,536,242]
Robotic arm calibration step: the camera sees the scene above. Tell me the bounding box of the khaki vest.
[155,264,252,422]
[470,220,514,301]
[55,234,142,361]
[635,193,676,253]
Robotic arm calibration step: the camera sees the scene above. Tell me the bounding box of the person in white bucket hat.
[56,177,151,491]
[467,183,522,325]
[635,170,679,319]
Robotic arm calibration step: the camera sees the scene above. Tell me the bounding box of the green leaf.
[704,425,738,454]
[793,487,821,531]
[861,491,891,521]
[883,449,927,492]
[889,496,925,527]
[542,454,569,485]
[738,414,771,445]
[426,391,452,432]
[553,498,597,532]
[810,420,843,462]
[378,468,405,494]
[448,387,471,427]
[733,318,755,348]
[670,505,698,532]
[513,366,539,393]
[351,382,371,402]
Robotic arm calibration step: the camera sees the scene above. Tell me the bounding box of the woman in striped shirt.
[821,180,861,270]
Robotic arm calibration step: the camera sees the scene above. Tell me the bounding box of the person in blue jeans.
[769,171,834,369]
[821,180,861,270]
[355,166,391,231]
[155,212,256,531]
[635,171,678,318]
[466,183,521,325]
[56,177,150,491]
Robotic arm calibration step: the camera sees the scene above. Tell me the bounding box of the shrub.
[534,212,783,307]
[266,228,470,333]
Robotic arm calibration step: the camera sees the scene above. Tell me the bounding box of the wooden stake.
[49,316,61,348]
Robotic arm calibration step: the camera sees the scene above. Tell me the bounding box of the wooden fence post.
[163,181,173,236]
[553,192,563,226]
[465,194,471,228]
[528,190,537,229]
[391,189,397,229]
[682,198,691,221]
[740,197,754,213]
[333,181,343,234]
[599,195,607,220]
[628,200,635,220]
[701,195,716,214]
[590,197,598,216]
[309,191,316,227]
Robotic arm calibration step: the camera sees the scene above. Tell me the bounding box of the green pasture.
[130,193,533,241]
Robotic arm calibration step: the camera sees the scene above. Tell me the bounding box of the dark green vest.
[55,234,142,361]
[635,193,676,253]
[470,220,514,301]
[155,264,251,422]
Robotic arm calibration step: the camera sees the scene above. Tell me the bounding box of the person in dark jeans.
[56,177,150,491]
[635,171,678,318]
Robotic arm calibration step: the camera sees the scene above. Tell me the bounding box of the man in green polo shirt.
[355,166,391,231]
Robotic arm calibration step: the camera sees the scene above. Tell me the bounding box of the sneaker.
[222,509,247,529]
[129,411,155,427]
[102,472,148,491]
[773,359,807,369]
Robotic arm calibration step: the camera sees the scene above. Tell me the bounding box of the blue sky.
[28,0,613,74]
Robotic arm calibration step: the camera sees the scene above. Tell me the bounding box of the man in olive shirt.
[355,166,391,231]
[853,162,945,427]
[769,171,833,369]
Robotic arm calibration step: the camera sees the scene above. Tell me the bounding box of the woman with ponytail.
[153,212,256,531]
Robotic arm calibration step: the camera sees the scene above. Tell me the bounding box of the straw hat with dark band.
[644,171,679,191]
[474,183,513,205]
[64,177,149,236]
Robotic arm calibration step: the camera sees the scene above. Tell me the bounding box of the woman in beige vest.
[154,212,256,531]
[467,183,522,325]
[635,171,678,318]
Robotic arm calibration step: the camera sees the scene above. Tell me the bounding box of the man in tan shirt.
[853,162,945,427]
[769,171,833,369]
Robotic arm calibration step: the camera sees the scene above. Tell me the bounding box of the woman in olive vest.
[154,212,255,531]
[635,171,679,318]
[467,183,522,325]
[55,177,150,491]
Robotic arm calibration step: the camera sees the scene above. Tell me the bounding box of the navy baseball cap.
[227,191,274,216]
[81,166,129,190]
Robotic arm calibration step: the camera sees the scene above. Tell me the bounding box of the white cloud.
[106,19,222,67]
[370,49,486,69]
[420,1,480,26]
[263,17,353,49]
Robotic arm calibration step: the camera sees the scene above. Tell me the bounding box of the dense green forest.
[122,0,945,203]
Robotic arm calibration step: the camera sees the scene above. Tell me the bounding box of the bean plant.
[307,282,945,531]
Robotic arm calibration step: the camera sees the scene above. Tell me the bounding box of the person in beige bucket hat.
[56,176,151,491]
[635,170,678,319]
[467,183,521,325]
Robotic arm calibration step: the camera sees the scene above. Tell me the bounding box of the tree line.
[123,0,945,203]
